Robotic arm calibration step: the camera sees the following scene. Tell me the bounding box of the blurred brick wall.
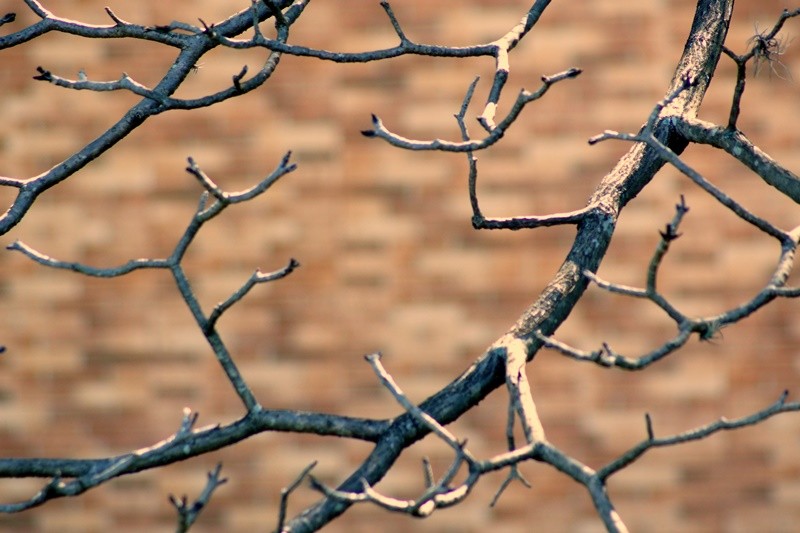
[0,1,799,531]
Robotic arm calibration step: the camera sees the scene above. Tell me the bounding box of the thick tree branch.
[284,2,734,530]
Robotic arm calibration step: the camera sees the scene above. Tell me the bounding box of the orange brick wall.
[1,1,799,531]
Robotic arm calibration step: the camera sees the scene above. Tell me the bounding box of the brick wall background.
[1,1,799,531]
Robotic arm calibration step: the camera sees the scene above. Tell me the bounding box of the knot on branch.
[695,320,722,342]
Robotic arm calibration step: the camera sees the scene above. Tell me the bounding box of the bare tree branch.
[170,464,228,533]
[4,0,800,531]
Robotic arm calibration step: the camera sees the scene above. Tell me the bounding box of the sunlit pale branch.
[23,0,49,19]
[597,391,800,481]
[489,398,532,506]
[582,271,648,299]
[103,6,128,27]
[170,463,228,533]
[322,347,562,519]
[362,68,581,152]
[305,354,487,520]
[455,76,484,217]
[501,337,545,444]
[480,0,553,131]
[310,472,473,519]
[186,157,226,201]
[474,390,800,532]
[175,407,201,440]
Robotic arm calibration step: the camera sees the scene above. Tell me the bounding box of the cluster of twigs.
[0,1,799,532]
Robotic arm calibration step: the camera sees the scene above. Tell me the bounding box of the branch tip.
[104,7,126,26]
[232,65,248,91]
[33,66,52,81]
[364,352,382,363]
[645,413,654,440]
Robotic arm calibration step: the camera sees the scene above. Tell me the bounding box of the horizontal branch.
[0,407,387,512]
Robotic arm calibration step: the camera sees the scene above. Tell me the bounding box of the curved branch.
[283,1,734,530]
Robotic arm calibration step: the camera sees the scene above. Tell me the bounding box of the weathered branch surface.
[1,0,800,532]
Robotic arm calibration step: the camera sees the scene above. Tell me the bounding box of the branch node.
[104,7,127,26]
[233,65,248,92]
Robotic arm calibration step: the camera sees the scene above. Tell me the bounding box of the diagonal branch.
[283,2,733,528]
[675,117,800,203]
